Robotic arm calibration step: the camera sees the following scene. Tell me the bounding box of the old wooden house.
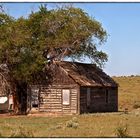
[27,61,118,115]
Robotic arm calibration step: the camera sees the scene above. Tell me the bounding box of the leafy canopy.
[0,5,108,83]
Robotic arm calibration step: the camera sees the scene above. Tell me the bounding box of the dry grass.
[0,113,140,137]
[113,76,140,111]
[0,76,140,137]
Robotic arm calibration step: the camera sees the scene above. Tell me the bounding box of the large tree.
[0,4,108,113]
[28,5,108,66]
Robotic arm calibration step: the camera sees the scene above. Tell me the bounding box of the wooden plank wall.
[80,87,118,113]
[28,84,79,115]
[80,87,87,113]
[28,64,80,115]
[39,87,62,113]
[108,87,118,111]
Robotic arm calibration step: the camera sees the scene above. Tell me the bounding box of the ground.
[0,76,140,138]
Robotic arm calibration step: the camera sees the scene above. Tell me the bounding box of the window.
[105,89,109,103]
[87,88,91,107]
[31,88,39,108]
[62,89,70,105]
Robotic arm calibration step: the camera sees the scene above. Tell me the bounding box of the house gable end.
[49,63,78,86]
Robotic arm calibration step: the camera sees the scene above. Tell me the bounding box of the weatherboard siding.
[80,87,118,113]
[28,84,78,114]
[27,61,118,115]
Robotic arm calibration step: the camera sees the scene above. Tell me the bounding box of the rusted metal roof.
[0,62,117,87]
[56,61,118,87]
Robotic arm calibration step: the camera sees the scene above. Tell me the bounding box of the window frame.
[62,89,70,105]
[31,87,39,108]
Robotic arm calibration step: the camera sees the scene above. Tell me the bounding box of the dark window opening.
[32,104,38,108]
[31,88,39,108]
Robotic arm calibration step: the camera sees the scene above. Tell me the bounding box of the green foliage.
[34,5,108,67]
[0,4,108,84]
[0,12,46,82]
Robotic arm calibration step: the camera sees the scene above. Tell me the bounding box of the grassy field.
[0,76,140,138]
[113,76,140,111]
[0,113,140,138]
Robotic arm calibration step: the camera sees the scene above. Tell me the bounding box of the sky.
[1,2,140,76]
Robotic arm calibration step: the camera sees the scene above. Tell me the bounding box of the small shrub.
[130,75,134,77]
[55,124,62,129]
[72,122,79,129]
[133,104,140,109]
[72,117,78,123]
[133,102,140,109]
[10,126,34,138]
[49,123,63,130]
[115,124,131,138]
[124,108,128,114]
[66,120,73,128]
[66,117,79,129]
[66,121,79,129]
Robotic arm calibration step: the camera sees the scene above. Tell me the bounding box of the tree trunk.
[10,81,19,114]
[10,80,27,115]
[16,82,27,115]
[7,65,27,114]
